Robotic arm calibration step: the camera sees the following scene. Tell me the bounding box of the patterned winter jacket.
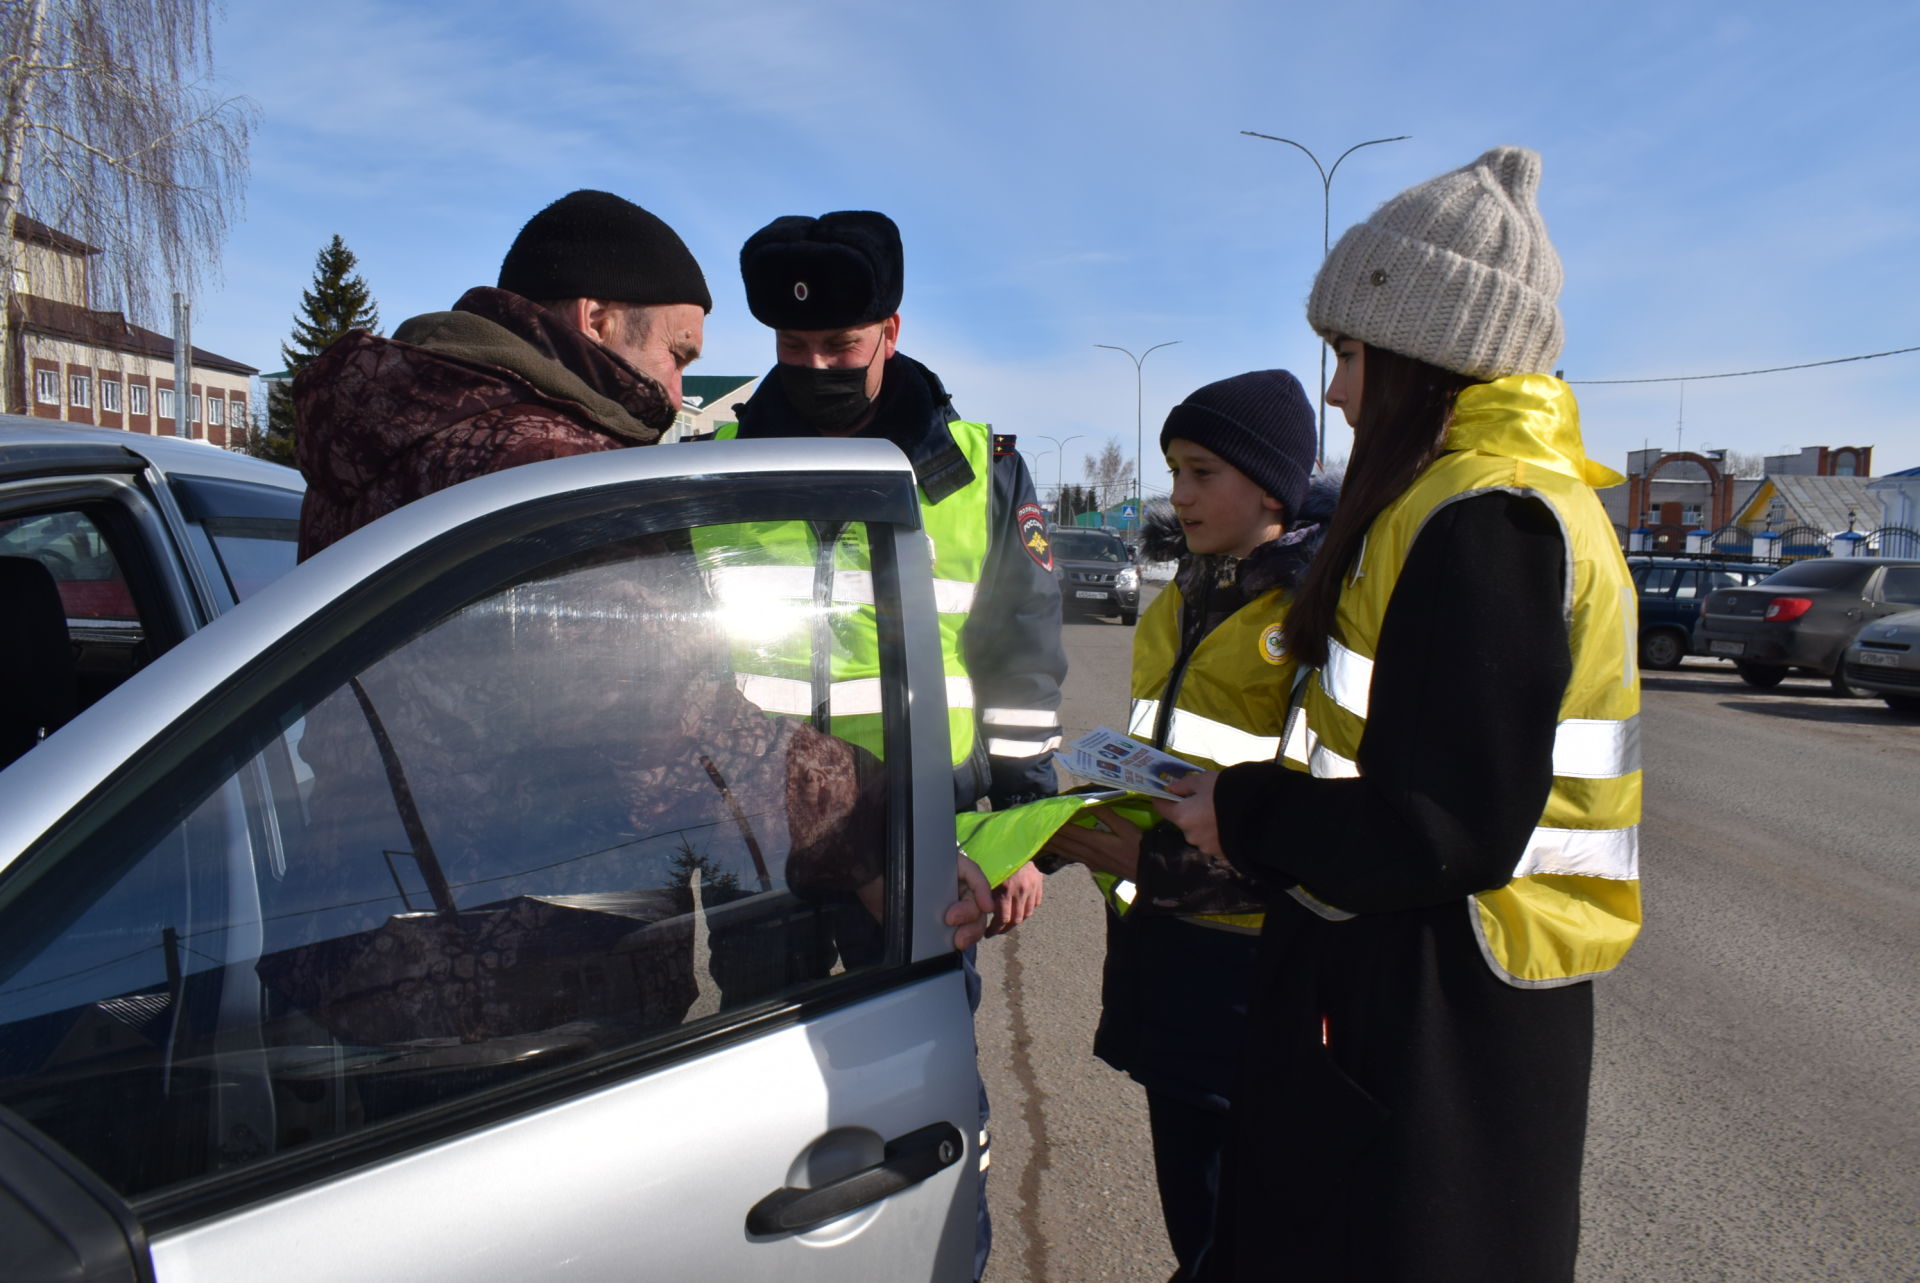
[295,286,674,559]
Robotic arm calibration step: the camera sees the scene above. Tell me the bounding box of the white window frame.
[129,383,150,416]
[189,394,202,424]
[34,369,60,404]
[68,372,91,409]
[157,388,176,421]
[207,395,224,427]
[100,379,122,413]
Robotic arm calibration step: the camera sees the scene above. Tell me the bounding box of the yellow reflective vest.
[1094,571,1300,929]
[1279,375,1642,987]
[693,419,993,768]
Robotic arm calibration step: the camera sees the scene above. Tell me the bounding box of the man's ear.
[881,313,901,359]
[566,298,619,346]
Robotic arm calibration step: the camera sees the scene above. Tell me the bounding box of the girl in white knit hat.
[1157,146,1641,1281]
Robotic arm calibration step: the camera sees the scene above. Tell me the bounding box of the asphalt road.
[975,587,1920,1282]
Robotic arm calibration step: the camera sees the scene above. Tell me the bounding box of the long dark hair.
[1285,342,1482,668]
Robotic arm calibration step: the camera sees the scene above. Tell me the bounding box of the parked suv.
[1627,556,1777,669]
[1050,526,1139,625]
[1692,556,1920,695]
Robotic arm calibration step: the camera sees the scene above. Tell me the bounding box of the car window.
[1051,531,1128,562]
[1879,566,1920,604]
[0,522,900,1205]
[1762,560,1876,591]
[172,475,304,603]
[0,506,154,720]
[1639,566,1678,596]
[1673,570,1705,600]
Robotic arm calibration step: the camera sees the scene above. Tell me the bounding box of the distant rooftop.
[11,295,256,376]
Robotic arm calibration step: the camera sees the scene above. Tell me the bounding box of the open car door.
[0,439,977,1282]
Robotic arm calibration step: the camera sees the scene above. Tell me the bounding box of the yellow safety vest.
[1279,375,1642,987]
[1091,573,1299,929]
[693,420,993,767]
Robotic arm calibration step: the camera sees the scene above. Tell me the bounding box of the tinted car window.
[0,525,896,1202]
[1762,560,1877,591]
[1640,567,1678,595]
[1878,566,1920,604]
[1051,531,1128,562]
[173,475,304,602]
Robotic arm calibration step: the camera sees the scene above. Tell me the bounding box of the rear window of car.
[1051,532,1128,562]
[1879,566,1920,604]
[1760,560,1877,591]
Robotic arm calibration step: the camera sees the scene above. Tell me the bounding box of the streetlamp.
[1038,433,1083,523]
[1094,341,1179,535]
[1241,130,1409,463]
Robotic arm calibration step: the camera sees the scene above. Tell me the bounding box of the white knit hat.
[1307,145,1564,379]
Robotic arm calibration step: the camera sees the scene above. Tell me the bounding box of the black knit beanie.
[1159,370,1316,517]
[497,190,711,313]
[740,211,903,330]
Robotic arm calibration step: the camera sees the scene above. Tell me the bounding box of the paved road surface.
[976,589,1920,1282]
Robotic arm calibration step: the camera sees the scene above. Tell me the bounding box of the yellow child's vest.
[693,419,993,767]
[1096,573,1299,930]
[1280,375,1642,987]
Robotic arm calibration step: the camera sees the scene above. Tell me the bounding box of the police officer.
[707,209,1067,1279]
[716,211,1065,835]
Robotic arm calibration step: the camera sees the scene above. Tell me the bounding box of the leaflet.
[1057,727,1200,801]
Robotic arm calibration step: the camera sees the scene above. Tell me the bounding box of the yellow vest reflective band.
[694,419,994,766]
[1279,375,1642,987]
[1089,576,1299,929]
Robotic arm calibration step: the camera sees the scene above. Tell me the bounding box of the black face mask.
[778,342,884,434]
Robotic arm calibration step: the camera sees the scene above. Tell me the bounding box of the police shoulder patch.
[1018,502,1052,571]
[1259,621,1289,665]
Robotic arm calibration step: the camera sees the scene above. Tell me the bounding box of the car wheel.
[1735,662,1786,689]
[1883,695,1920,717]
[1827,664,1867,698]
[1638,629,1685,670]
[1118,607,1137,627]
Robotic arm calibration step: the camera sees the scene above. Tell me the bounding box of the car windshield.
[1759,560,1878,591]
[1052,532,1128,562]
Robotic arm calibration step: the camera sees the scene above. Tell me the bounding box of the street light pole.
[1038,433,1083,523]
[1240,130,1409,464]
[1094,342,1179,535]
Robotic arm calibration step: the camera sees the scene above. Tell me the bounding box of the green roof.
[681,375,756,408]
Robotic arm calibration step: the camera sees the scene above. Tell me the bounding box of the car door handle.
[746,1121,965,1236]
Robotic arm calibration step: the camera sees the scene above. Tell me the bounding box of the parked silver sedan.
[0,431,978,1282]
[1842,608,1920,715]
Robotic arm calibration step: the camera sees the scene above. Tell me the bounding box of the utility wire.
[1568,345,1919,386]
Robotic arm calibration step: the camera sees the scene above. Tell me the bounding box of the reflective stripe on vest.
[1092,578,1298,929]
[1278,375,1642,987]
[694,419,994,767]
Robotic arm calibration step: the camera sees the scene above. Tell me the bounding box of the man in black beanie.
[296,189,711,555]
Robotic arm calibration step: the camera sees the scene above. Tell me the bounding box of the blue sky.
[192,0,1919,497]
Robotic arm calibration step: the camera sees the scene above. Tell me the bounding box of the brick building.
[5,215,256,447]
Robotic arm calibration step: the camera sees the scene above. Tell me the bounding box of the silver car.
[1842,608,1920,715]
[0,430,978,1281]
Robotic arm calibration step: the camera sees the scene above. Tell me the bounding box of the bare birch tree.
[1,0,252,353]
[1084,439,1130,510]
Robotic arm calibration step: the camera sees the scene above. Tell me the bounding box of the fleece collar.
[391,287,674,443]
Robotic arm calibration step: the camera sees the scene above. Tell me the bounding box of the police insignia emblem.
[1260,622,1288,665]
[1017,503,1052,571]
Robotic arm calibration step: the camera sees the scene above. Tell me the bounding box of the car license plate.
[1075,590,1106,600]
[1858,650,1899,667]
[1709,640,1744,656]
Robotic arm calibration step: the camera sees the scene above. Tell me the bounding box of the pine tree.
[249,234,378,463]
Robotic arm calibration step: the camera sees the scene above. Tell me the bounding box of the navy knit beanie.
[1159,370,1316,517]
[498,190,712,313]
